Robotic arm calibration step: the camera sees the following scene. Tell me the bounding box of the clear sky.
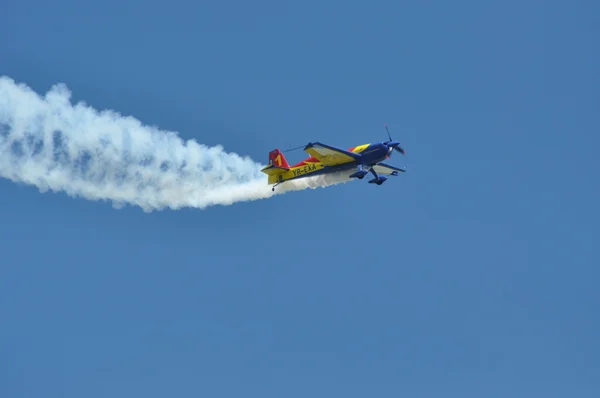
[1,0,599,397]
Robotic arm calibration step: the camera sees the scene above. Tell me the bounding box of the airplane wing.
[372,162,406,175]
[304,142,361,166]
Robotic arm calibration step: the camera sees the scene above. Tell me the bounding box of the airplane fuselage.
[261,128,406,190]
[279,142,392,182]
[261,138,404,190]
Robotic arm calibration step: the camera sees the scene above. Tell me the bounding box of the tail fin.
[268,149,290,168]
[261,149,291,184]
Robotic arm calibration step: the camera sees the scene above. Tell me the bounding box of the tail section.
[261,149,290,185]
[268,149,290,168]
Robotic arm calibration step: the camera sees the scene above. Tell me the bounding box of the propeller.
[384,123,405,155]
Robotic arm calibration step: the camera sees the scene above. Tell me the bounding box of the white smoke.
[0,76,352,211]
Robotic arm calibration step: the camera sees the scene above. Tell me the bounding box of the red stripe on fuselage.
[291,157,319,167]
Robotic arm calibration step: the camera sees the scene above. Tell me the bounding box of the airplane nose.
[386,141,405,155]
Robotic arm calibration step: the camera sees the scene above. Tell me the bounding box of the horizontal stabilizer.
[261,164,289,176]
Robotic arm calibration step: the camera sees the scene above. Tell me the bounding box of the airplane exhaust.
[0,76,349,211]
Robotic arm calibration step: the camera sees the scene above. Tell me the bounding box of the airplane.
[261,124,406,191]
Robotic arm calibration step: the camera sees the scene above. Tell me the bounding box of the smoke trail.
[0,76,351,211]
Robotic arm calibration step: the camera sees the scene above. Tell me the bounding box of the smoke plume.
[0,76,351,211]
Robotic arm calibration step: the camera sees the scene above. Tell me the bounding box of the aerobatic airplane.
[261,124,406,191]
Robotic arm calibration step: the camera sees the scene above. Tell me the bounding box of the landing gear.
[368,168,387,185]
[272,182,282,191]
[349,165,369,179]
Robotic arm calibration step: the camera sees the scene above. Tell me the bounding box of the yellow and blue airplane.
[261,124,406,191]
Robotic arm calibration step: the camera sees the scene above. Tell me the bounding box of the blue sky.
[1,0,599,397]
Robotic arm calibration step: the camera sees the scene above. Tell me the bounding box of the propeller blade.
[385,124,405,154]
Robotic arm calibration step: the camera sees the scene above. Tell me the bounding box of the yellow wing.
[304,142,360,166]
